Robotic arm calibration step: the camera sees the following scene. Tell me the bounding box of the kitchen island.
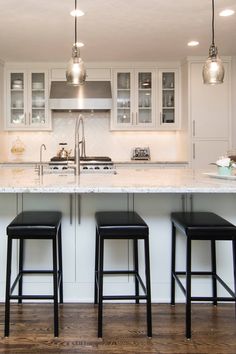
[0,166,235,303]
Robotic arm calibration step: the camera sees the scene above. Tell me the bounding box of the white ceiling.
[0,0,236,62]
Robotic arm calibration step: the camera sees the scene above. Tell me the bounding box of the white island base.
[0,190,235,304]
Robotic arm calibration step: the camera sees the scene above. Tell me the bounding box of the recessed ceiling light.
[219,9,235,17]
[70,9,84,17]
[188,41,199,47]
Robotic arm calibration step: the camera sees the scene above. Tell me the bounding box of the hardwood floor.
[0,303,235,353]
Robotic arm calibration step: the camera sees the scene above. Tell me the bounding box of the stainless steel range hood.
[49,81,112,111]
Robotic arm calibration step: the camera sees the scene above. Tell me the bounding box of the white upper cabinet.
[5,69,51,131]
[111,67,180,131]
[158,69,179,130]
[111,69,156,130]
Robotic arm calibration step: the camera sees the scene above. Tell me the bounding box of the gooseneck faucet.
[74,114,86,175]
[37,144,46,176]
[40,144,46,163]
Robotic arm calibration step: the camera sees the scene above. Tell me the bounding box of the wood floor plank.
[0,303,235,353]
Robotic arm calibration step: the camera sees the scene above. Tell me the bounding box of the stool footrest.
[173,272,236,299]
[103,270,137,274]
[21,270,55,274]
[191,296,236,302]
[102,295,148,300]
[9,295,55,300]
[10,271,62,295]
[175,271,213,276]
[96,271,147,295]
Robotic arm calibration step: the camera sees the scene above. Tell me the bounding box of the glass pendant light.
[202,0,224,85]
[66,0,86,85]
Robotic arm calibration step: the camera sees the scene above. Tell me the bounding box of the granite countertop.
[0,165,235,193]
[0,160,188,165]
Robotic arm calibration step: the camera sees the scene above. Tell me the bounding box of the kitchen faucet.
[37,143,46,176]
[40,144,46,162]
[74,114,86,175]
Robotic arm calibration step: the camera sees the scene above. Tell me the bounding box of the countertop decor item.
[214,156,235,176]
[66,0,86,86]
[204,172,236,180]
[10,137,25,160]
[202,0,224,84]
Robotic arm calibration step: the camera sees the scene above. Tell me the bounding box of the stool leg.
[133,238,139,304]
[98,235,104,338]
[171,222,176,305]
[18,238,24,304]
[186,237,192,339]
[232,239,236,317]
[58,225,63,304]
[94,228,99,304]
[52,236,59,337]
[211,240,217,306]
[5,237,13,337]
[144,235,152,337]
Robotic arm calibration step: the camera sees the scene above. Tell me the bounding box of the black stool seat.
[95,211,148,237]
[171,212,236,239]
[95,211,152,338]
[171,211,236,339]
[5,211,63,337]
[7,211,62,237]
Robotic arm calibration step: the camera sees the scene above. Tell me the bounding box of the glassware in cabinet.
[138,72,152,124]
[5,69,51,130]
[10,72,25,125]
[160,71,177,126]
[30,72,46,125]
[116,72,131,125]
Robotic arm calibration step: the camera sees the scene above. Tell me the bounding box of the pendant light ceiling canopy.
[66,0,86,86]
[202,0,225,85]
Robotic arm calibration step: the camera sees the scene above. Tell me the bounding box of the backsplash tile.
[0,111,187,162]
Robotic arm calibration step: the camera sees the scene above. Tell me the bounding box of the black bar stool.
[171,212,236,339]
[94,211,152,338]
[5,211,63,337]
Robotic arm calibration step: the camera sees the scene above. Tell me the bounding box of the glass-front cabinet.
[158,69,179,129]
[5,69,51,130]
[112,69,155,130]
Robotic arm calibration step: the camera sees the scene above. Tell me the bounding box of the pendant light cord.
[212,0,215,46]
[75,0,77,46]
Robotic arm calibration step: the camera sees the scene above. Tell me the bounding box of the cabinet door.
[29,71,49,128]
[111,69,155,130]
[112,70,133,128]
[192,140,229,169]
[158,69,179,129]
[190,62,229,139]
[5,69,51,131]
[135,70,155,128]
[6,70,28,129]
